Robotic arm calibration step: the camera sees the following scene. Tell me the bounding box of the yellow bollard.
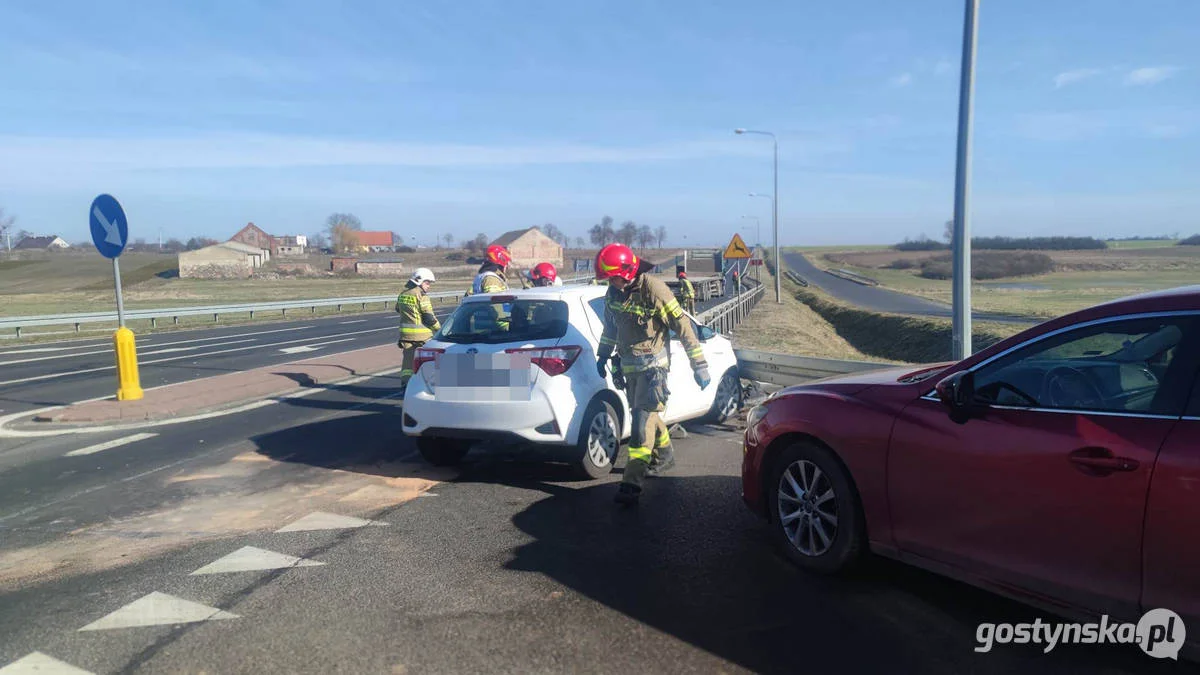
[114,326,144,401]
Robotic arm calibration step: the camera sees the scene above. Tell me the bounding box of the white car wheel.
[575,399,620,479]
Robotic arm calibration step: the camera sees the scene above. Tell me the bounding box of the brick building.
[490,226,562,269]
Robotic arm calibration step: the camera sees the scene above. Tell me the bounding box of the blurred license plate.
[436,353,532,401]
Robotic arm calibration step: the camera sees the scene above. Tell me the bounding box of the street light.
[735,128,780,303]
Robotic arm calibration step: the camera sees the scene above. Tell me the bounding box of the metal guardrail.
[733,347,891,387]
[826,268,880,287]
[696,283,765,335]
[1,273,596,338]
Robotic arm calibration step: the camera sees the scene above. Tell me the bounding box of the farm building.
[178,241,269,278]
[490,227,562,268]
[13,235,70,251]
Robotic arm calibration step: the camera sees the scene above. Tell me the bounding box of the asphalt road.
[0,290,732,421]
[0,375,1187,674]
[784,252,1036,325]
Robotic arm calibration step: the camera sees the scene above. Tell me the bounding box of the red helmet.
[594,243,639,282]
[486,244,512,267]
[530,262,557,285]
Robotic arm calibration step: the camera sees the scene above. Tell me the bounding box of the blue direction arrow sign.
[89,194,128,259]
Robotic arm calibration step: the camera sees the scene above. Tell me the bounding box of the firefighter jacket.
[395,284,440,342]
[468,270,507,295]
[679,278,695,300]
[597,274,707,374]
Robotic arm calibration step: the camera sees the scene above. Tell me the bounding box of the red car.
[742,286,1200,656]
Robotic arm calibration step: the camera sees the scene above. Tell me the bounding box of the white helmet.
[411,267,436,284]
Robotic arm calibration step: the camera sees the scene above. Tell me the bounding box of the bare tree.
[308,233,329,250]
[943,219,954,243]
[325,213,363,254]
[442,233,455,249]
[655,225,667,248]
[617,221,638,246]
[575,236,586,249]
[636,224,655,249]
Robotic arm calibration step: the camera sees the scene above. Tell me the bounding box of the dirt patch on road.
[0,451,445,591]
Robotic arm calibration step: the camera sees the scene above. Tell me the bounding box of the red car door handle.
[1069,449,1139,473]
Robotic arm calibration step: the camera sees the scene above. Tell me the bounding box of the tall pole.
[772,136,780,303]
[735,128,781,303]
[951,0,979,359]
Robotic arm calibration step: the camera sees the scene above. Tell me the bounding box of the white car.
[400,284,743,477]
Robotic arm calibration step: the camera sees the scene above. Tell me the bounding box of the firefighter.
[528,262,561,287]
[395,267,441,386]
[594,243,710,505]
[676,267,696,314]
[469,245,512,295]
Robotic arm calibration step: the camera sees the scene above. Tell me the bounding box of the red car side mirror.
[936,371,977,424]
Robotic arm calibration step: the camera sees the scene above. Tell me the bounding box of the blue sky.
[1,0,1197,247]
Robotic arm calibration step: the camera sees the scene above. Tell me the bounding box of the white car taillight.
[504,345,582,377]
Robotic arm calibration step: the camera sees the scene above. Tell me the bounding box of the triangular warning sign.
[723,233,752,259]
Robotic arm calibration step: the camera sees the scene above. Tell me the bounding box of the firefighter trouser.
[398,339,425,381]
[621,368,673,488]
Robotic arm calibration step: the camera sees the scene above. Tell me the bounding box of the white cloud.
[1053,68,1104,88]
[888,72,913,88]
[1125,66,1181,86]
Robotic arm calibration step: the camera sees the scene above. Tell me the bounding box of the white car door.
[663,318,712,422]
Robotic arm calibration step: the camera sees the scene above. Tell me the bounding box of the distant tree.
[541,223,562,245]
[617,221,638,246]
[943,219,954,244]
[442,233,455,248]
[308,233,329,250]
[575,236,586,249]
[325,213,363,254]
[589,216,617,246]
[16,229,33,242]
[163,238,185,253]
[463,232,489,254]
[636,224,655,249]
[185,237,219,250]
[655,225,667,248]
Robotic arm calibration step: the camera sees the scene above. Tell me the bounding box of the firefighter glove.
[694,366,711,390]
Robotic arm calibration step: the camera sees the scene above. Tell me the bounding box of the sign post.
[89,194,143,401]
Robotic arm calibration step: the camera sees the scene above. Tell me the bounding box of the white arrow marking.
[275,511,387,532]
[0,652,95,674]
[278,337,356,354]
[190,546,324,575]
[92,205,123,247]
[78,591,238,631]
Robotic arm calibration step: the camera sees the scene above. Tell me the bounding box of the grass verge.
[729,269,871,361]
[788,281,1027,364]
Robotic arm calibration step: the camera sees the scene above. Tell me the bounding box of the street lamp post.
[735,128,780,303]
[951,0,980,359]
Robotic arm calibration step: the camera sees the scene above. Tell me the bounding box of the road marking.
[0,364,406,440]
[78,592,238,631]
[65,432,159,457]
[338,319,368,324]
[0,652,95,674]
[190,546,324,575]
[0,327,391,387]
[279,337,357,354]
[275,511,388,532]
[0,327,313,366]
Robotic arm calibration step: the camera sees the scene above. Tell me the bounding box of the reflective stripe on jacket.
[396,286,440,341]
[596,274,707,372]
